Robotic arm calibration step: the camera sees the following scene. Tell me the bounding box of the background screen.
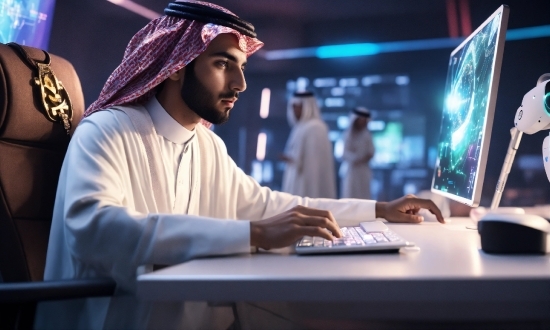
[0,0,56,49]
[432,11,503,202]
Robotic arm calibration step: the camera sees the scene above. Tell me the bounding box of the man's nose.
[230,69,246,92]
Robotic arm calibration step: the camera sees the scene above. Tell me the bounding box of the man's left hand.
[375,194,445,224]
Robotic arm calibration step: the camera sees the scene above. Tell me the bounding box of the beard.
[180,62,238,125]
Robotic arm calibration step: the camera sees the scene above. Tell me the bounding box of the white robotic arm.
[514,73,550,134]
[513,73,550,183]
[490,73,550,209]
[478,74,550,255]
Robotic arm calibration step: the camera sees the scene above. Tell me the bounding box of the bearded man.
[36,1,444,329]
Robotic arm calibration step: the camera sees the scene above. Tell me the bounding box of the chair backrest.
[0,43,84,283]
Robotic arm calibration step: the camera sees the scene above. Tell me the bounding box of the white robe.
[281,119,337,199]
[35,103,376,330]
[341,128,375,199]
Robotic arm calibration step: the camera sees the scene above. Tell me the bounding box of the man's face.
[353,117,368,130]
[180,33,247,125]
[292,102,303,121]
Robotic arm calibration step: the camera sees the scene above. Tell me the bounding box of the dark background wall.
[47,0,550,205]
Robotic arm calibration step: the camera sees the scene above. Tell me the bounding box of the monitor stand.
[465,127,523,230]
[490,127,523,209]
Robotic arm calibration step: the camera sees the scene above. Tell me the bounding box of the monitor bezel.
[431,5,509,207]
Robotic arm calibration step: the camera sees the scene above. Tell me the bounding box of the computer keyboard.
[295,220,410,255]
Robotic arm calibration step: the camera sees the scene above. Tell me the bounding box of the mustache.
[219,91,239,99]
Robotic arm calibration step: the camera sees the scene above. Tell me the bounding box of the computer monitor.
[0,0,57,50]
[431,5,509,207]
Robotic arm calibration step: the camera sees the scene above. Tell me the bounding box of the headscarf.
[84,0,264,128]
[352,106,370,118]
[286,91,322,127]
[343,106,371,140]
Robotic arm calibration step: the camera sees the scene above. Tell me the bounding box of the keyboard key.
[313,237,324,247]
[333,239,347,246]
[371,232,389,242]
[384,232,402,242]
[341,227,350,238]
[349,227,365,245]
[344,238,356,246]
[299,236,313,247]
[354,228,374,244]
[360,234,377,244]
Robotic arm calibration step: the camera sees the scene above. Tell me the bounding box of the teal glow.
[263,24,550,60]
[506,25,550,41]
[545,93,550,114]
[316,43,380,58]
[264,47,317,60]
[379,38,463,52]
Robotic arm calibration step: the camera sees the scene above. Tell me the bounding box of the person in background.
[36,1,445,329]
[280,91,337,198]
[341,106,375,199]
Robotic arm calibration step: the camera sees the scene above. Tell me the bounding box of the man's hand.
[375,194,445,224]
[250,205,342,250]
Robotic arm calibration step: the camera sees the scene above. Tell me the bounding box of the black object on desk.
[478,213,549,254]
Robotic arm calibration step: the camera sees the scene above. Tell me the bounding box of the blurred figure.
[280,91,336,198]
[341,107,375,199]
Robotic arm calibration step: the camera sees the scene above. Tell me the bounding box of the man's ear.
[168,68,185,81]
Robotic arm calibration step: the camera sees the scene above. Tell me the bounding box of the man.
[341,106,375,199]
[280,91,337,198]
[37,1,444,329]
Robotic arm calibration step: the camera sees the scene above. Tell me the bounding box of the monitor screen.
[0,0,57,50]
[431,5,509,206]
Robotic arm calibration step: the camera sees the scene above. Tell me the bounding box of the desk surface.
[137,218,550,322]
[137,218,550,307]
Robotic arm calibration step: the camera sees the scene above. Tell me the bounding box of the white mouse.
[478,212,550,254]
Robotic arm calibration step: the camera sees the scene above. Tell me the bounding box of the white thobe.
[281,119,337,198]
[146,97,195,214]
[341,129,375,199]
[35,99,376,330]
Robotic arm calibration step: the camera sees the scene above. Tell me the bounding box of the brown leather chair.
[0,43,115,329]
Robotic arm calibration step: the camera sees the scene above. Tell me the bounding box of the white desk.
[137,218,550,323]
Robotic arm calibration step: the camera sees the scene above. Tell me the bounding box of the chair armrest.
[0,278,116,303]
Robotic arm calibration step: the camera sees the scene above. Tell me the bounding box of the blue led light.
[379,38,463,53]
[544,93,550,114]
[506,25,550,41]
[263,25,550,60]
[264,47,317,60]
[316,43,380,58]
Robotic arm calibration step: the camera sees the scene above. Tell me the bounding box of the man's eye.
[217,61,228,68]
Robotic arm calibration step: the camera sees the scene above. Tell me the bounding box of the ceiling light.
[106,0,161,20]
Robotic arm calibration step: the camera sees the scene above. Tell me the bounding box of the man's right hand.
[250,205,342,250]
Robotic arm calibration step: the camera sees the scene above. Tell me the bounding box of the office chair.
[0,43,116,330]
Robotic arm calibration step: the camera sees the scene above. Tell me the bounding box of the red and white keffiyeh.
[84,0,263,128]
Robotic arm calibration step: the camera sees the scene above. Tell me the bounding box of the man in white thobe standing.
[341,106,375,199]
[36,1,445,329]
[280,91,337,198]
